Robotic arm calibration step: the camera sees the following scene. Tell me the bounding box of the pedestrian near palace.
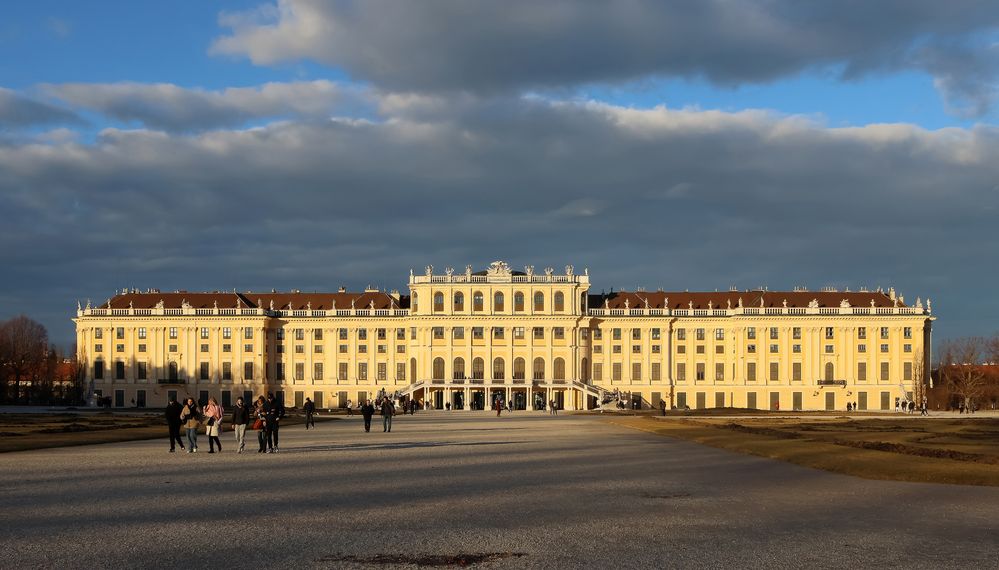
[165,396,184,452]
[346,399,353,416]
[361,399,375,432]
[231,397,250,453]
[254,396,269,453]
[381,397,395,432]
[303,397,316,429]
[204,396,224,453]
[180,397,202,453]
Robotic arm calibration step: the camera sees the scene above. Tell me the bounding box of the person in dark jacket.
[381,398,395,432]
[231,397,251,453]
[165,397,184,452]
[264,393,283,452]
[360,399,375,432]
[303,397,316,430]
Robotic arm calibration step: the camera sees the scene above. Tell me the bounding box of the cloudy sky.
[2,1,999,348]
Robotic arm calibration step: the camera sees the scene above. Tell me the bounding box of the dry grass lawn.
[610,415,999,487]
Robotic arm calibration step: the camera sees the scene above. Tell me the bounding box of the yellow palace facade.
[73,261,934,411]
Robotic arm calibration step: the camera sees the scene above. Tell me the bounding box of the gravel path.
[1,412,996,569]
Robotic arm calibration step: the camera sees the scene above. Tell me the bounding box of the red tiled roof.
[104,291,409,310]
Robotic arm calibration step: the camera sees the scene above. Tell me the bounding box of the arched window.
[473,291,484,312]
[514,292,525,312]
[534,292,544,311]
[513,357,526,380]
[581,357,590,382]
[433,292,444,312]
[453,292,464,311]
[472,357,485,379]
[453,357,465,380]
[554,292,565,312]
[168,361,179,381]
[411,292,418,312]
[493,357,505,379]
[825,362,834,381]
[494,292,504,312]
[553,357,565,380]
[410,358,417,384]
[433,357,445,380]
[533,357,545,380]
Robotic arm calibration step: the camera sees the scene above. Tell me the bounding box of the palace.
[74,261,934,411]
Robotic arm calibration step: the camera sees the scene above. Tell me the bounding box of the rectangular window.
[533,327,544,339]
[792,362,802,382]
[339,344,348,354]
[338,328,348,340]
[715,328,725,341]
[514,327,525,339]
[792,344,801,353]
[581,328,590,340]
[170,327,178,339]
[593,329,602,340]
[632,363,642,381]
[695,345,704,354]
[904,343,912,353]
[676,363,686,382]
[714,363,724,381]
[747,362,757,382]
[169,344,178,353]
[314,328,323,341]
[825,345,834,353]
[904,327,912,339]
[245,343,253,353]
[593,346,603,353]
[377,363,386,381]
[593,363,603,382]
[769,344,778,353]
[769,327,778,340]
[357,329,367,340]
[376,328,386,340]
[880,327,889,339]
[244,362,254,380]
[200,327,209,339]
[747,344,756,353]
[633,345,641,354]
[397,345,406,353]
[358,345,367,353]
[858,362,867,382]
[295,363,304,381]
[746,327,755,340]
[880,362,889,382]
[493,327,505,339]
[276,362,285,381]
[554,327,565,340]
[652,345,661,353]
[613,345,622,354]
[94,329,103,339]
[676,328,686,341]
[200,362,209,380]
[116,344,124,353]
[315,344,324,354]
[396,363,406,381]
[612,363,622,381]
[676,345,685,354]
[858,344,867,353]
[138,327,146,339]
[222,343,231,353]
[880,344,889,353]
[857,327,867,339]
[377,345,386,354]
[695,363,705,381]
[396,328,405,340]
[632,328,642,340]
[769,362,779,382]
[223,327,232,339]
[792,327,801,339]
[277,329,286,341]
[651,363,661,382]
[245,328,254,339]
[472,327,484,339]
[115,360,125,379]
[651,328,661,340]
[294,328,304,341]
[453,327,464,339]
[358,363,368,381]
[432,327,444,339]
[338,363,348,380]
[825,327,834,339]
[612,328,622,340]
[410,327,417,340]
[137,362,147,381]
[904,362,913,381]
[222,362,232,381]
[695,328,705,341]
[94,360,104,379]
[715,345,724,354]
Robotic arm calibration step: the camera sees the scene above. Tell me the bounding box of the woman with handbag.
[254,396,268,453]
[204,396,224,453]
[180,397,202,453]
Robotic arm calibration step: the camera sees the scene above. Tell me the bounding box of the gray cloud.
[43,80,371,131]
[1,92,998,346]
[210,0,999,115]
[0,87,81,129]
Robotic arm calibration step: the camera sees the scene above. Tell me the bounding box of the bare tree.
[938,337,989,411]
[0,315,49,403]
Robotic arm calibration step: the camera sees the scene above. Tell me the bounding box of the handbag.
[252,419,264,430]
[207,417,216,426]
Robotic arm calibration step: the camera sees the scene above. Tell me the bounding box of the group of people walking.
[165,393,286,454]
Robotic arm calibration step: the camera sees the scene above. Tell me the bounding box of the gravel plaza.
[1,412,997,569]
